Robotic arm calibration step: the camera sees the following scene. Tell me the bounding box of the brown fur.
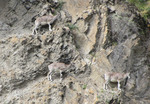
[47,62,70,81]
[104,72,130,90]
[32,14,59,35]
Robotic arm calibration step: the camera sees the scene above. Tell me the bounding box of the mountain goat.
[104,72,130,90]
[32,13,60,35]
[47,62,70,81]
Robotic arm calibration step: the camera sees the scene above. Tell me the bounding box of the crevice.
[89,9,103,53]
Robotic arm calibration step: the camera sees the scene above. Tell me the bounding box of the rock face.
[0,0,150,104]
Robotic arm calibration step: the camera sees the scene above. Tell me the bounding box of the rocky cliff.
[0,0,150,104]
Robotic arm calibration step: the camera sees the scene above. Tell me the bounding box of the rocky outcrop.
[0,0,150,104]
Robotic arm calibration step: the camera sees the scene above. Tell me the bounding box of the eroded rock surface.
[0,0,150,104]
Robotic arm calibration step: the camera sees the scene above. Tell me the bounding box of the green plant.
[112,41,118,46]
[127,0,150,21]
[140,30,145,35]
[97,95,101,99]
[75,44,80,49]
[90,52,95,57]
[100,89,104,93]
[66,23,79,30]
[142,7,150,20]
[82,84,87,90]
[56,0,66,11]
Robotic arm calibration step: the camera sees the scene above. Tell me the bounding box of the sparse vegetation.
[75,43,80,49]
[97,95,101,99]
[100,89,104,93]
[66,23,78,31]
[127,0,150,22]
[56,0,66,11]
[82,84,87,90]
[90,52,95,57]
[112,41,118,46]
